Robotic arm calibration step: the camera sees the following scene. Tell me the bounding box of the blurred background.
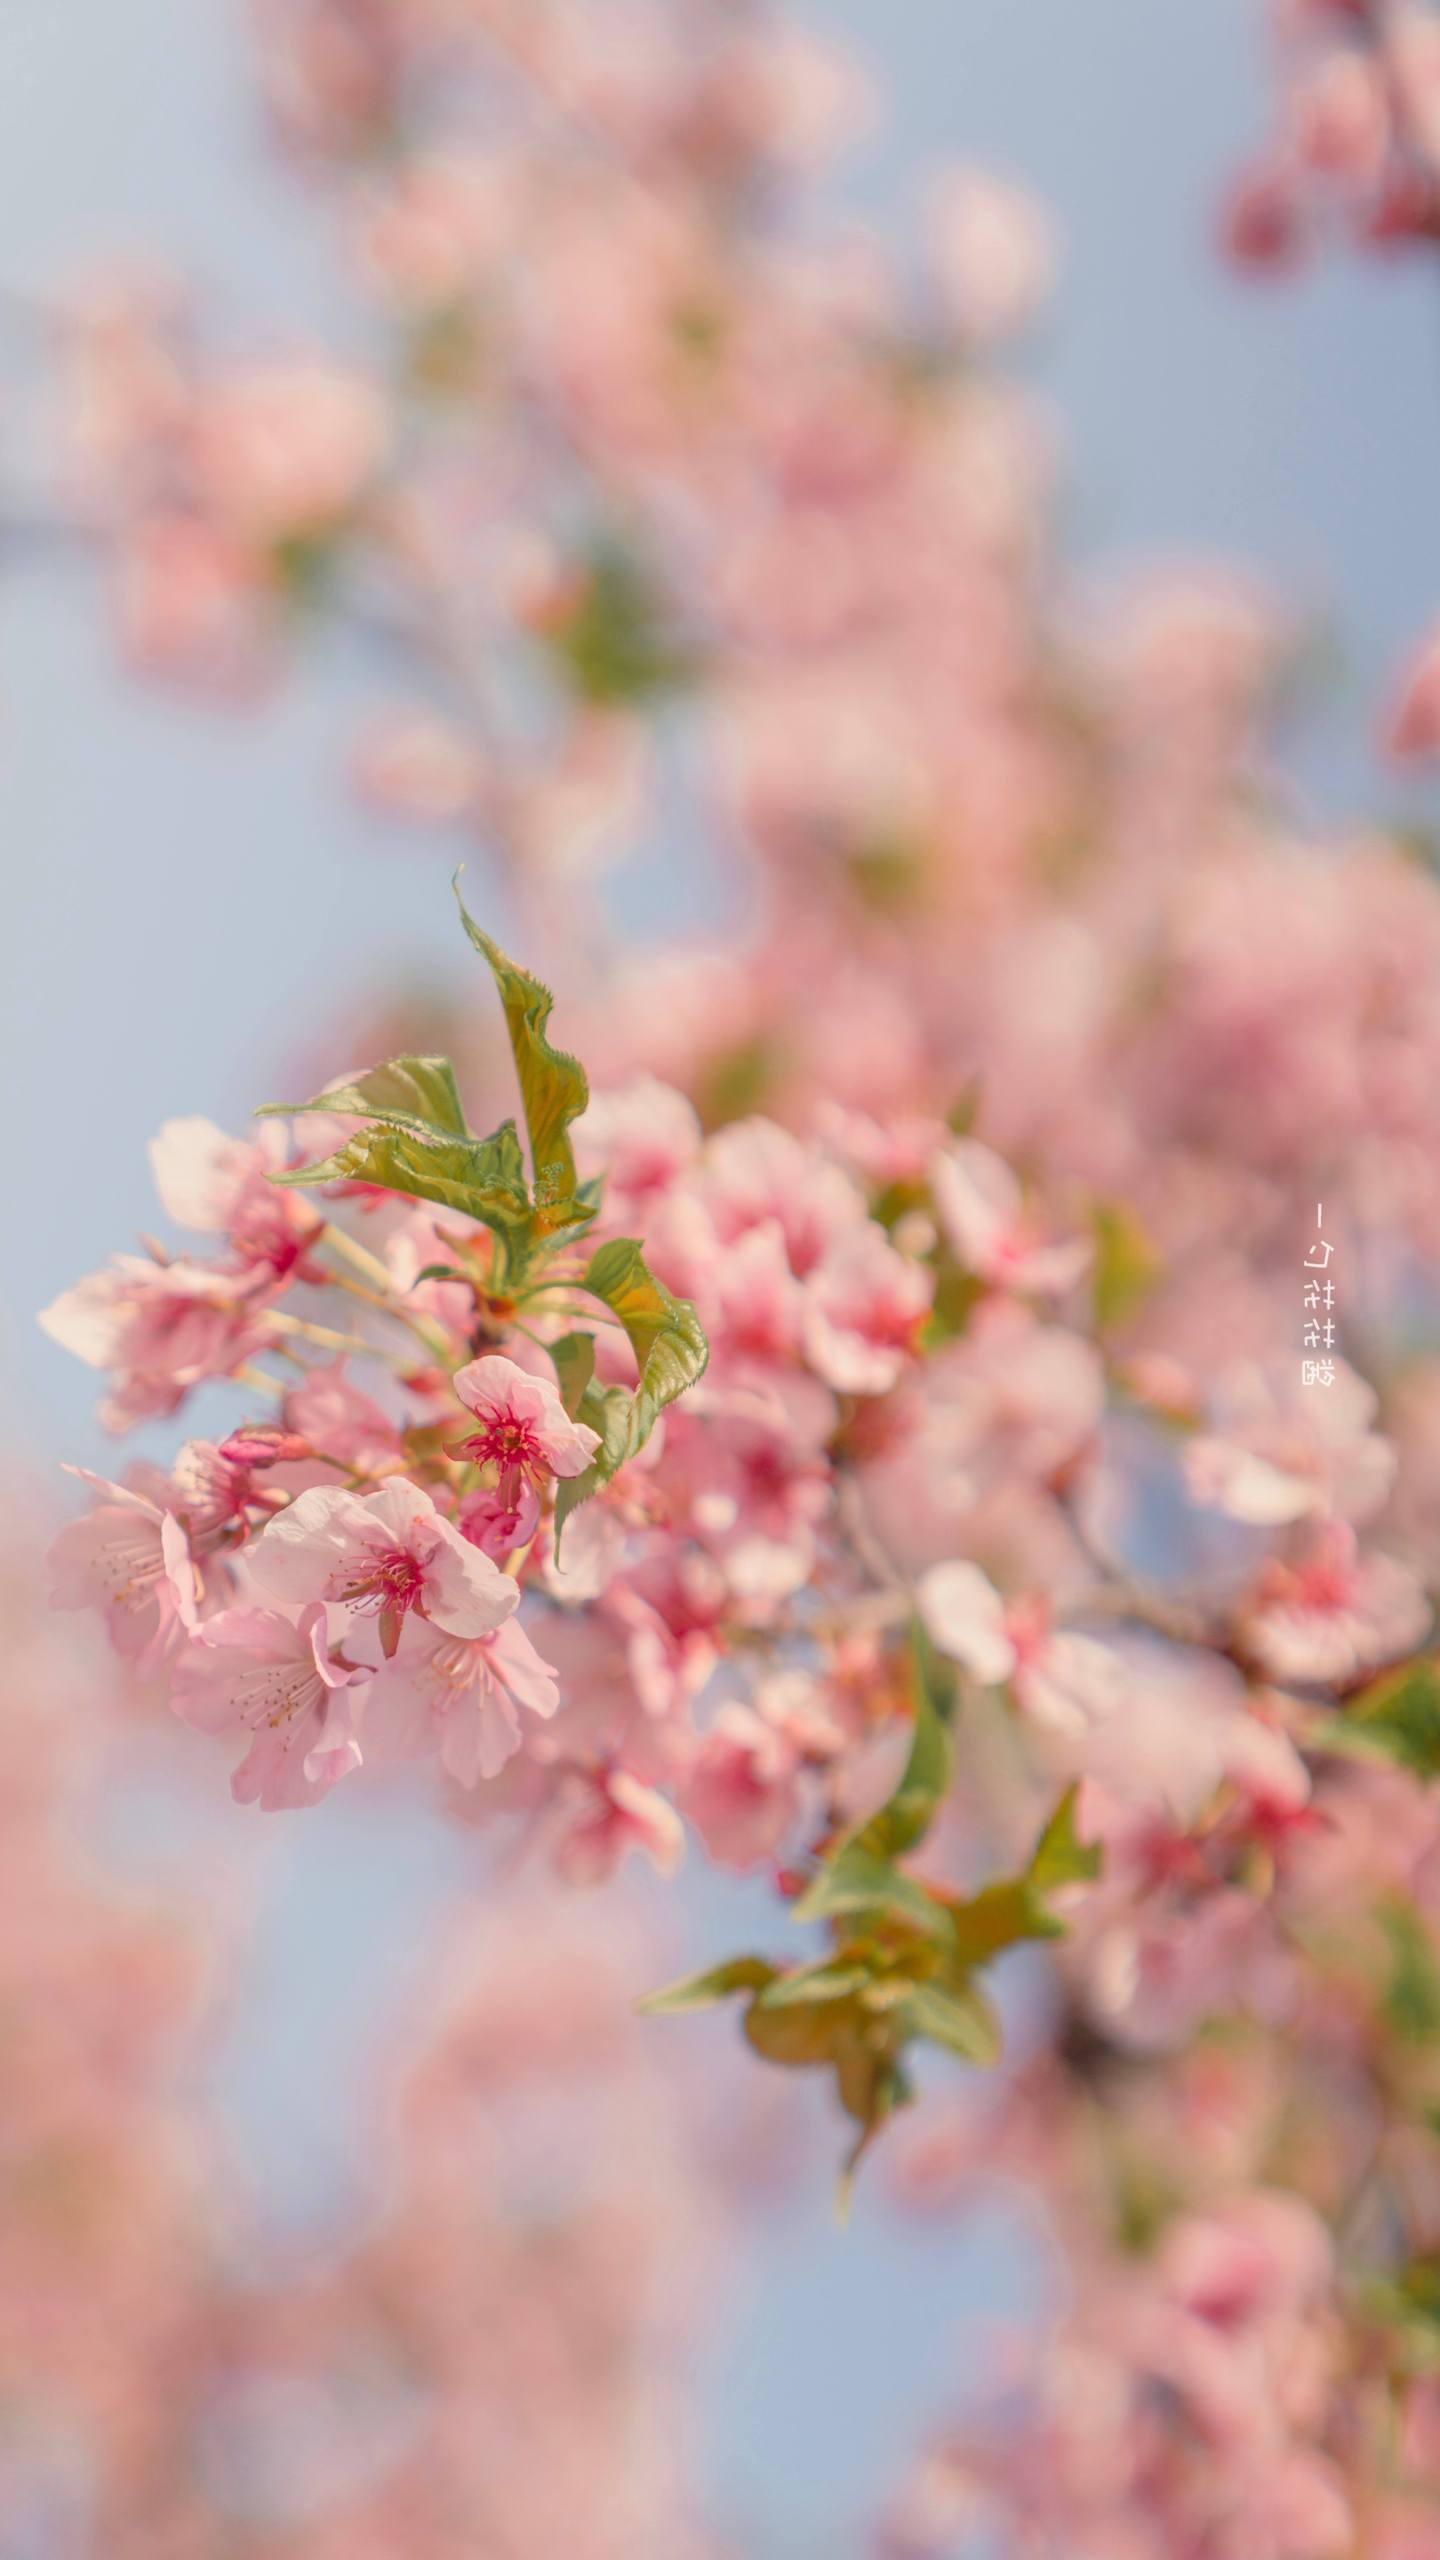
[2,4,1436,2553]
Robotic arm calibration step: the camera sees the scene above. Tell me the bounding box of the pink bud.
[1219,162,1310,272]
[218,1423,312,1468]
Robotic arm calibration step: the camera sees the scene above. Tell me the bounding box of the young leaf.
[577,1237,709,1460]
[553,1381,634,1540]
[897,1979,1003,2066]
[266,1115,531,1232]
[789,1625,955,1941]
[947,1785,1101,1967]
[1342,1661,1440,1780]
[549,1330,597,1419]
[753,1959,873,2009]
[790,1842,953,1943]
[638,1956,778,2015]
[1029,1784,1103,1892]
[454,887,592,1228]
[260,1054,468,1139]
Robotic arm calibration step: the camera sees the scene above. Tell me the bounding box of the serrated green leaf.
[578,1237,709,1463]
[638,1956,778,2015]
[260,1054,469,1140]
[269,1115,531,1231]
[454,887,591,1227]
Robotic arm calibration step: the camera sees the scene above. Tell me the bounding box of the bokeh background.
[3,4,1437,2551]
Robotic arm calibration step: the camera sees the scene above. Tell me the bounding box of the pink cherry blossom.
[456,1479,541,1562]
[451,1354,601,1485]
[919,1562,1124,1737]
[575,1075,702,1213]
[926,164,1056,342]
[282,1359,403,1476]
[1185,1357,1396,1528]
[931,1137,1091,1298]
[39,1251,278,1430]
[48,1468,198,1672]
[148,1114,320,1278]
[171,1602,369,1808]
[801,1222,930,1395]
[552,1767,685,1886]
[679,1703,800,1868]
[246,1479,518,1658]
[368,1616,559,1785]
[185,358,388,543]
[1242,1521,1431,1688]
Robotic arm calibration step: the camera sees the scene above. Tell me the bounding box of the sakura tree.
[26,0,1440,2550]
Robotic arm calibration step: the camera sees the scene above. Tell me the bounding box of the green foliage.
[1091,1197,1162,1331]
[1377,1896,1440,2045]
[639,1957,780,2014]
[454,888,594,1234]
[548,1239,708,1539]
[541,542,694,707]
[643,1626,1100,2191]
[263,1061,531,1232]
[1343,1660,1440,1779]
[948,1786,1100,1966]
[263,1056,467,1136]
[262,911,710,1517]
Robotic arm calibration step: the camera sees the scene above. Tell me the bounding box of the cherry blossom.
[48,1468,198,1671]
[367,1616,559,1785]
[171,1602,369,1808]
[245,1480,519,1659]
[450,1354,601,1485]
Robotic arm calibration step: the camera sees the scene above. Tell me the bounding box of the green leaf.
[1030,1784,1103,1892]
[754,1960,872,2010]
[542,542,693,707]
[896,1979,1003,2065]
[454,887,592,1228]
[1378,1896,1440,2044]
[790,1843,953,1944]
[1344,1661,1440,1780]
[549,1331,597,1419]
[850,1624,955,1863]
[268,1115,531,1232]
[553,1381,634,1541]
[789,1624,955,1947]
[947,1785,1100,1967]
[1091,1197,1161,1331]
[577,1236,709,1462]
[260,1054,469,1139]
[638,1956,778,2015]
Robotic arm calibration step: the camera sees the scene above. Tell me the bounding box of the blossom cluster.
[0,1506,726,2557]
